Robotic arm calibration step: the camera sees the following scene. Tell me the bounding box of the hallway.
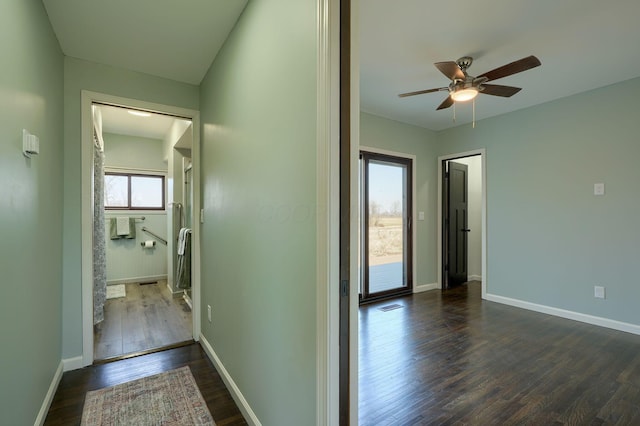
[44,344,246,425]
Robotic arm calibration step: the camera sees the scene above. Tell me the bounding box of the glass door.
[360,151,412,302]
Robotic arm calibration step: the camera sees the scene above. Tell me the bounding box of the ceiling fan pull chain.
[472,98,476,128]
[452,102,456,123]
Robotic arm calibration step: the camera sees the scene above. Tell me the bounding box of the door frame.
[437,149,487,297]
[359,146,416,302]
[80,90,202,366]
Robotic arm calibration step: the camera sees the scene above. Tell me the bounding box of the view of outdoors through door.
[360,152,412,301]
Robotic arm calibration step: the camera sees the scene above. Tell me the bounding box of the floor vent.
[379,304,403,312]
[139,281,158,286]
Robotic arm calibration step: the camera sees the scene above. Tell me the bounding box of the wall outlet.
[207,305,212,322]
[594,286,605,299]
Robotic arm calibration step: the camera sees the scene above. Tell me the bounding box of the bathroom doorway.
[80,91,202,366]
[92,103,194,362]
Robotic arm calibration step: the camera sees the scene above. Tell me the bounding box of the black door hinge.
[341,280,349,297]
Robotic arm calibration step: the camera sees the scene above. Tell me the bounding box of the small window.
[105,172,165,210]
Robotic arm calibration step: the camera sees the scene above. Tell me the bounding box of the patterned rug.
[106,284,126,300]
[81,366,215,425]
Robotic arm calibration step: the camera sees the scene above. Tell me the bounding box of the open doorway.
[92,103,194,362]
[359,150,413,302]
[80,91,202,367]
[438,150,486,295]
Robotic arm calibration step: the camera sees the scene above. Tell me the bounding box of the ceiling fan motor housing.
[455,56,474,72]
[449,76,487,93]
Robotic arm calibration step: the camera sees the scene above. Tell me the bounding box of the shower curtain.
[93,105,107,324]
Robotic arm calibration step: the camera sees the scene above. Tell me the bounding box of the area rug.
[106,284,126,300]
[81,366,215,425]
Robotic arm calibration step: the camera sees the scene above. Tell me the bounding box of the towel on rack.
[116,217,130,235]
[176,229,192,290]
[177,227,191,255]
[109,218,136,240]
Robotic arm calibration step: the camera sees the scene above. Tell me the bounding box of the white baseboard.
[107,274,168,285]
[485,293,640,336]
[414,283,439,293]
[35,361,63,426]
[468,275,482,282]
[62,356,84,372]
[199,335,261,426]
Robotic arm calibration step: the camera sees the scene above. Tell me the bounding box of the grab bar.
[141,227,167,245]
[106,215,145,221]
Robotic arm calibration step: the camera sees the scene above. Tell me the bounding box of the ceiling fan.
[398,55,541,110]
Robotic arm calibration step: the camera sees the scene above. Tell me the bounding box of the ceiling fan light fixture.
[450,87,479,102]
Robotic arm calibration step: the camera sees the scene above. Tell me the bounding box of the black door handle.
[461,229,471,232]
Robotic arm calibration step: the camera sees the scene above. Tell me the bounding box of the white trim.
[486,293,640,336]
[414,283,440,293]
[437,149,487,298]
[316,0,340,424]
[34,361,63,426]
[468,275,482,282]
[81,91,201,366]
[106,275,168,286]
[104,166,167,175]
[360,145,418,297]
[350,1,360,423]
[62,356,84,372]
[199,335,261,426]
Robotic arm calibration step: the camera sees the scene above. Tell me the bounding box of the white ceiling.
[42,0,247,85]
[43,0,246,139]
[360,0,640,131]
[42,1,640,134]
[99,104,179,140]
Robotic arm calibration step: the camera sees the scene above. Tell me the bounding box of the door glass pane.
[368,160,405,293]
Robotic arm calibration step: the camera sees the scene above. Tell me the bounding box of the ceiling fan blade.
[477,55,541,82]
[436,95,454,110]
[434,61,465,81]
[480,84,522,97]
[398,87,448,98]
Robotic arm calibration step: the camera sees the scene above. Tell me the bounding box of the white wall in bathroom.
[103,133,168,283]
[104,213,168,283]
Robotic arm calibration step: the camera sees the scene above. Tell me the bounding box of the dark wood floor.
[359,281,640,425]
[44,343,247,425]
[94,280,193,360]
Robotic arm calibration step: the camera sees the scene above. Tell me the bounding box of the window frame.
[104,171,166,211]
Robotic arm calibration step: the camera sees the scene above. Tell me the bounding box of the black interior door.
[444,161,469,288]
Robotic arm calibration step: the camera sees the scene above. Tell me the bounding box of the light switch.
[594,183,605,196]
[418,211,425,221]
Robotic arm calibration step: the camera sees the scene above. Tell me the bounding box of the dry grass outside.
[368,216,403,266]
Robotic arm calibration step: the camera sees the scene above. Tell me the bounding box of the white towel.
[116,217,130,236]
[177,227,191,255]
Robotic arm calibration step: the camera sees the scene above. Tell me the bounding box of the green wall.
[199,0,317,423]
[0,1,64,424]
[62,57,199,358]
[103,132,166,171]
[360,112,440,287]
[438,77,640,325]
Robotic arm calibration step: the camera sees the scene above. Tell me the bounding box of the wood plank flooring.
[44,343,247,425]
[359,281,640,425]
[94,281,193,360]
